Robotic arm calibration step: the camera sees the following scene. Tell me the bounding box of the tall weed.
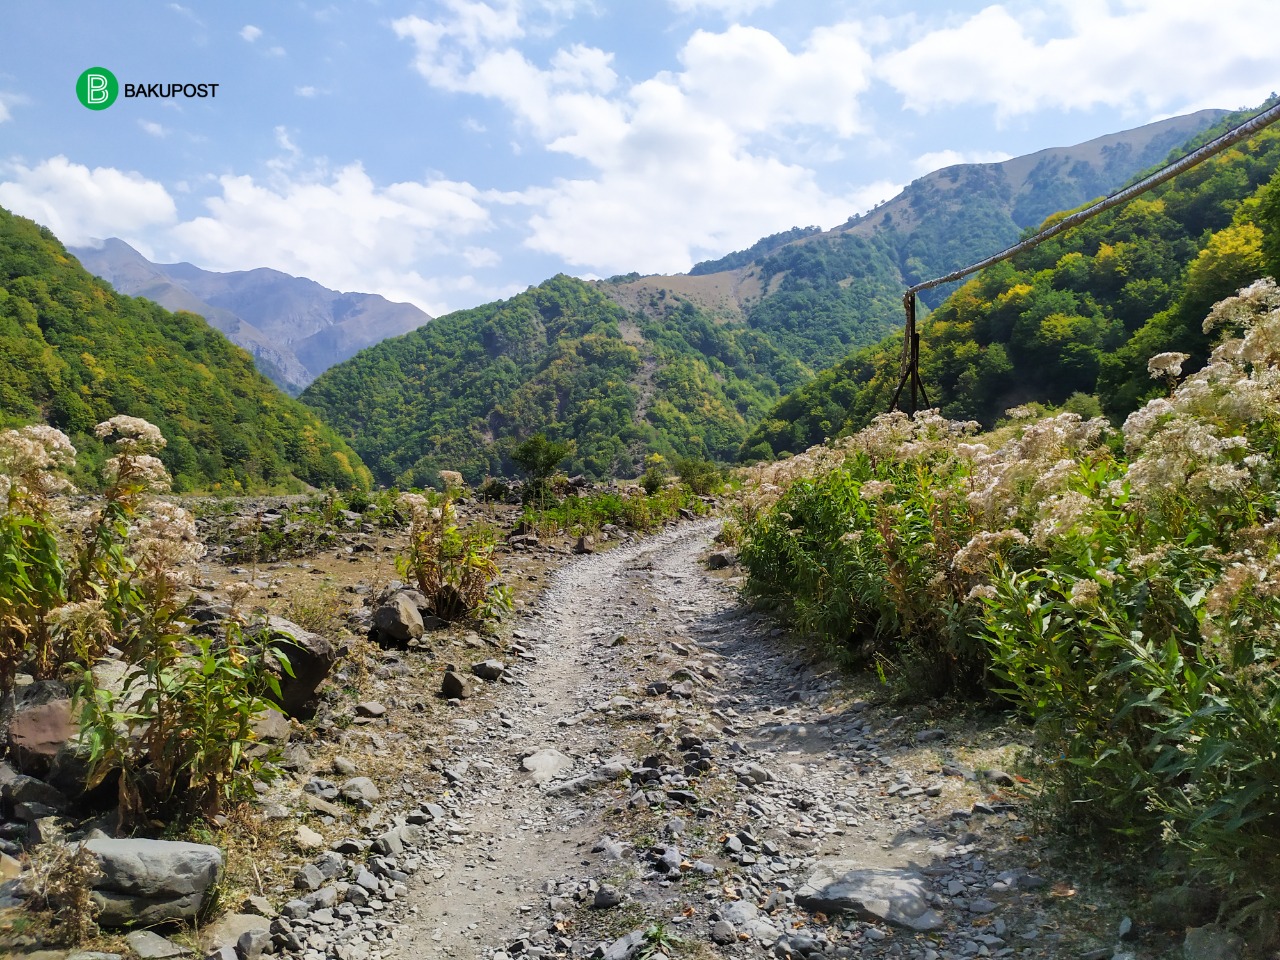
[0,416,289,825]
[738,279,1280,920]
[397,494,511,621]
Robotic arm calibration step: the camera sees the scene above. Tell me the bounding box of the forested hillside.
[0,207,371,491]
[304,110,1237,484]
[742,104,1280,460]
[302,275,810,486]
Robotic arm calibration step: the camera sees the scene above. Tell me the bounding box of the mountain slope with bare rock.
[72,238,433,394]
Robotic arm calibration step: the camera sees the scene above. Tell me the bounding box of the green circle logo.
[76,67,119,110]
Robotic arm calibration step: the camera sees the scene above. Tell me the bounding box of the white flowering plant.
[740,410,998,695]
[0,416,287,825]
[738,281,1280,915]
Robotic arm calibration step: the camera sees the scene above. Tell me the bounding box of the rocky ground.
[3,509,1244,960]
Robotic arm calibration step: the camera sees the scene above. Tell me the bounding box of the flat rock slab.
[125,930,192,959]
[521,748,574,784]
[202,911,270,952]
[795,863,944,932]
[602,929,646,960]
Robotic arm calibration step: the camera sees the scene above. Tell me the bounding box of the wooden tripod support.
[888,290,929,415]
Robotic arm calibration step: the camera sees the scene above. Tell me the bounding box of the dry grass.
[21,840,102,946]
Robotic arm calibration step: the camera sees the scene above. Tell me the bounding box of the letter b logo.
[76,67,119,110]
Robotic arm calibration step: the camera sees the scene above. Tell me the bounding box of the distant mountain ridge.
[71,239,433,393]
[604,109,1228,325]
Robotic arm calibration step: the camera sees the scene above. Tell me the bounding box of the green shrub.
[0,415,287,826]
[737,280,1280,920]
[477,476,510,502]
[79,621,287,824]
[512,433,575,506]
[673,455,724,495]
[396,494,511,622]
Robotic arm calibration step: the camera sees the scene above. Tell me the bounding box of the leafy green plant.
[639,922,684,960]
[0,415,293,826]
[640,453,669,495]
[736,279,1280,927]
[396,494,510,622]
[78,622,289,825]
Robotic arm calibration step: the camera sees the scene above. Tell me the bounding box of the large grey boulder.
[83,837,222,927]
[263,617,337,720]
[471,659,506,682]
[371,593,424,645]
[1184,926,1244,960]
[795,863,944,932]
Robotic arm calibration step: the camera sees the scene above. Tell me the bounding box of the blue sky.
[0,1,1274,315]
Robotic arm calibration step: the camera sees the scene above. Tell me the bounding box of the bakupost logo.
[76,66,219,110]
[77,67,118,110]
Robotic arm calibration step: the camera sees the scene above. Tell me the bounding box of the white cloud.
[394,11,877,273]
[463,246,502,268]
[677,25,870,137]
[2,148,510,314]
[912,148,1012,175]
[139,120,168,138]
[879,1,1277,118]
[274,126,300,154]
[267,45,286,57]
[667,0,777,15]
[844,179,906,217]
[0,157,176,247]
[240,24,262,42]
[168,164,495,314]
[0,92,23,124]
[168,3,203,25]
[296,85,318,98]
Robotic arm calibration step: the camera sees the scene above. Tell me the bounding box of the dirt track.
[329,520,1157,960]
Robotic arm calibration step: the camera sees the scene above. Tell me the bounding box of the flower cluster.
[1122,279,1280,513]
[966,413,1111,526]
[94,415,166,452]
[131,501,206,590]
[1147,351,1189,380]
[0,425,77,507]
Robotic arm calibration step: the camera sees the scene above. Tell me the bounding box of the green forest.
[0,207,370,492]
[303,274,809,486]
[742,105,1280,460]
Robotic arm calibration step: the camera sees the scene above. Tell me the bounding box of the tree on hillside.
[511,433,574,504]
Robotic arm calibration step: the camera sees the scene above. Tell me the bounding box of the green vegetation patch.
[0,207,370,492]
